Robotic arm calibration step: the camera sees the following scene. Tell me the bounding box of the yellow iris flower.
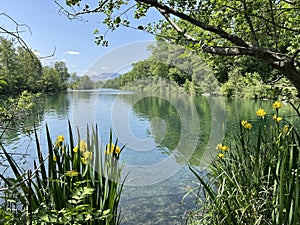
[256,108,266,118]
[272,101,282,109]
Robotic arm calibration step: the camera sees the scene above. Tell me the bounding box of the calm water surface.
[2,89,299,224]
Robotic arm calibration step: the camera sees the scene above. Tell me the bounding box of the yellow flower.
[273,101,282,109]
[81,157,87,165]
[55,135,65,147]
[80,140,87,152]
[256,108,266,118]
[241,120,247,126]
[216,143,222,150]
[217,153,225,159]
[83,151,92,160]
[216,143,229,151]
[273,114,283,122]
[241,120,252,129]
[244,123,252,129]
[221,145,229,152]
[73,145,78,153]
[53,155,57,162]
[115,146,121,154]
[57,135,64,142]
[65,170,79,177]
[283,125,289,133]
[106,143,114,151]
[105,143,121,154]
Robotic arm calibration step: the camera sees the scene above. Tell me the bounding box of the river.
[1,89,298,224]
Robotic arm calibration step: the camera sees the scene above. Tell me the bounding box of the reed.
[0,121,125,225]
[189,101,300,225]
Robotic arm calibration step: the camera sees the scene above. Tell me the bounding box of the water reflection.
[115,93,226,167]
[2,89,298,224]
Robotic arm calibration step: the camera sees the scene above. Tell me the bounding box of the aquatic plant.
[189,101,300,225]
[0,121,125,225]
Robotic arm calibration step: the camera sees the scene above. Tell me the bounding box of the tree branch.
[0,13,32,54]
[282,0,296,5]
[290,101,300,116]
[223,3,300,34]
[55,0,110,19]
[156,8,198,43]
[137,0,249,47]
[201,45,280,60]
[241,0,259,47]
[0,13,57,59]
[268,0,279,50]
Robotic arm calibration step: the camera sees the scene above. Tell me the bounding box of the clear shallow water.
[1,89,299,224]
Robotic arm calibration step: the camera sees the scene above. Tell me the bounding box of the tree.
[69,72,79,89]
[54,61,70,83]
[76,75,94,89]
[17,47,43,92]
[40,66,62,92]
[0,37,68,93]
[58,0,300,96]
[54,61,70,90]
[0,37,20,94]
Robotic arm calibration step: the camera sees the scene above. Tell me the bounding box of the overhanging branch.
[156,8,198,43]
[137,0,249,47]
[0,13,32,54]
[202,45,249,56]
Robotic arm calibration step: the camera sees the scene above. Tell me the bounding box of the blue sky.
[1,0,160,77]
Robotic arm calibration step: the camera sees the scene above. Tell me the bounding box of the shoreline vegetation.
[0,38,70,95]
[102,40,297,100]
[189,102,300,225]
[0,123,125,224]
[0,36,296,100]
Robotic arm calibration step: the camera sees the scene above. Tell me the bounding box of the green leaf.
[93,29,99,34]
[114,16,121,24]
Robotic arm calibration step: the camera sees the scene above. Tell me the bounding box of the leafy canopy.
[59,0,300,95]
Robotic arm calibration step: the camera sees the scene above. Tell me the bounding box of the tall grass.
[0,121,125,225]
[189,101,300,225]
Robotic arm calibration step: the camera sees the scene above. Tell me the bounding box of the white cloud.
[64,51,80,55]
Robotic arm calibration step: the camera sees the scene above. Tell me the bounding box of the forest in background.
[1,35,296,99]
[0,37,105,94]
[104,39,296,99]
[0,37,71,94]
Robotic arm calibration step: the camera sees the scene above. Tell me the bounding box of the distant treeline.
[0,37,106,94]
[103,40,296,98]
[69,75,103,90]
